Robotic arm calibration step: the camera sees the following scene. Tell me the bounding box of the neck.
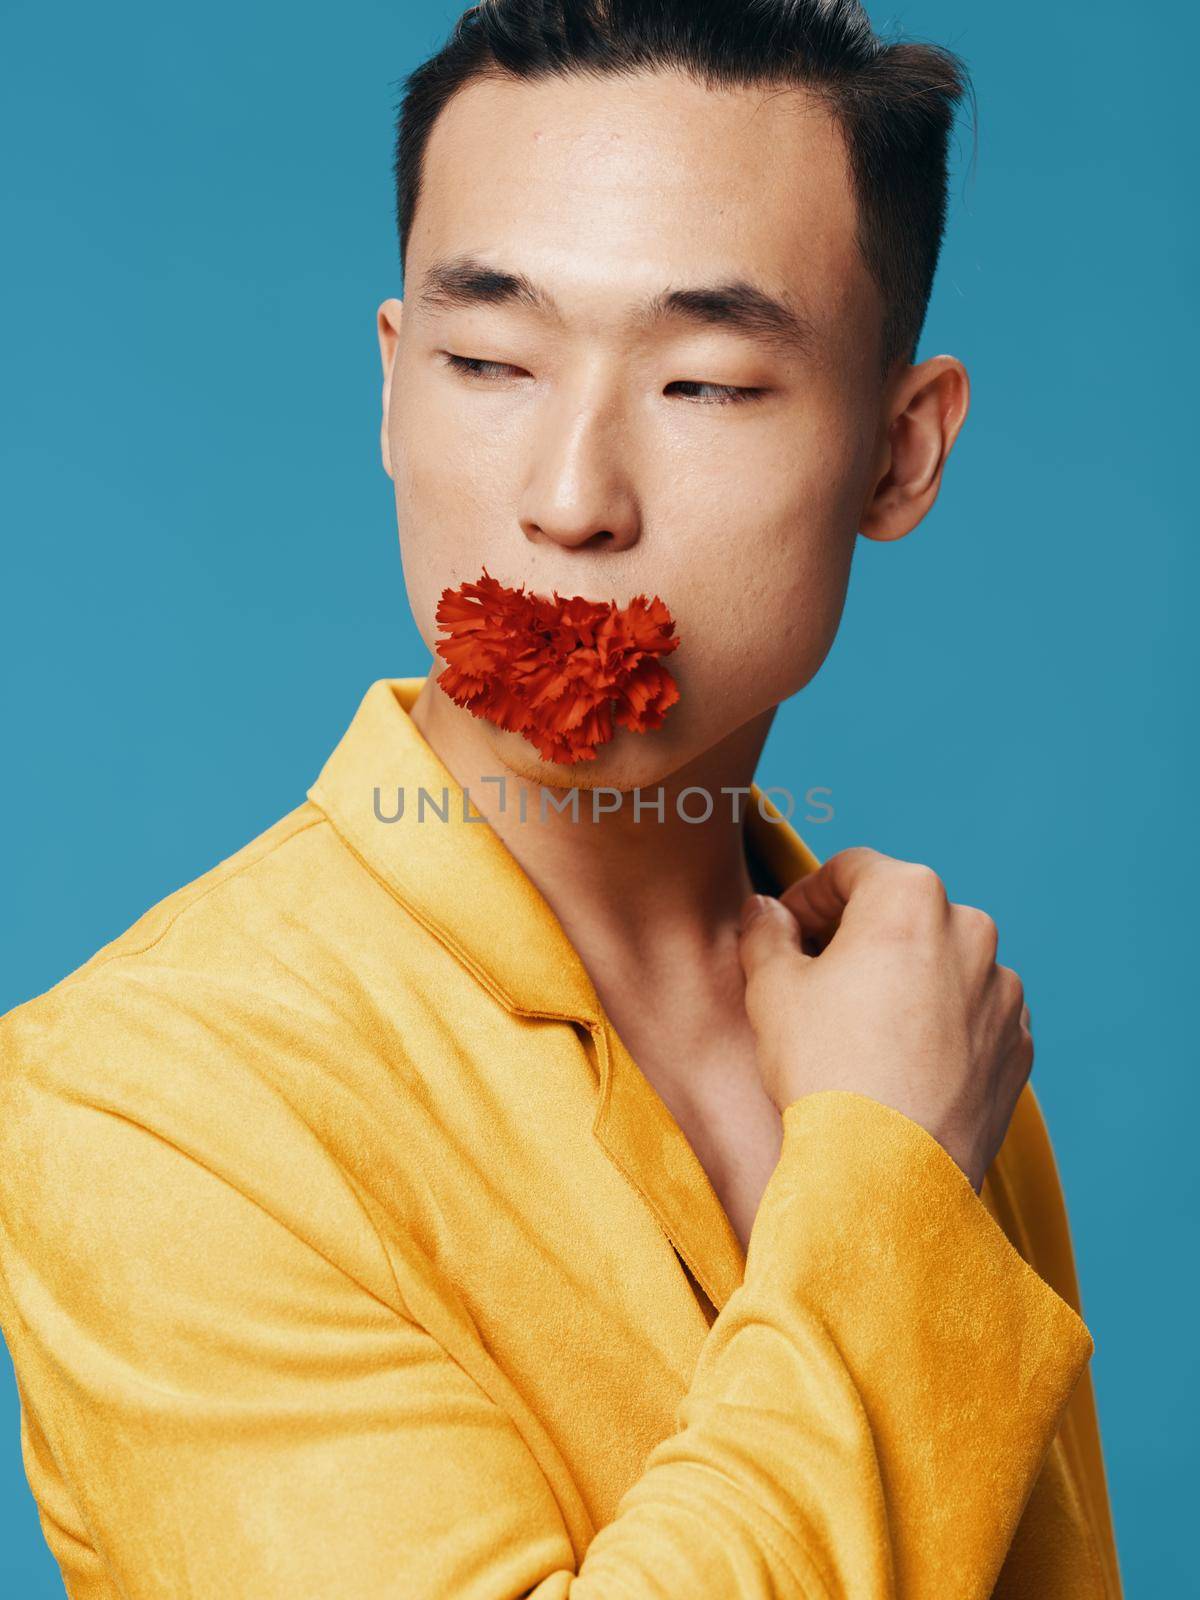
[408,677,777,1012]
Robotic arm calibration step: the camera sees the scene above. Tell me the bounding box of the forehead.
[409,68,875,347]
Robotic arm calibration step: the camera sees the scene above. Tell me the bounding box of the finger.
[776,846,894,940]
[737,895,811,1038]
[737,894,809,969]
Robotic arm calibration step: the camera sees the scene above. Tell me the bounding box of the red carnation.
[432,567,681,764]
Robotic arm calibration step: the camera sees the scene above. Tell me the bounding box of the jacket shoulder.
[0,799,346,1110]
[19,801,326,1002]
[0,799,400,1307]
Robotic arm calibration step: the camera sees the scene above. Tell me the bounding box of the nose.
[518,393,642,554]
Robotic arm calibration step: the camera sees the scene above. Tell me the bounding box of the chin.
[477,706,717,796]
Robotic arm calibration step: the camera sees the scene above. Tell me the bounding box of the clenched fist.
[738,846,1033,1194]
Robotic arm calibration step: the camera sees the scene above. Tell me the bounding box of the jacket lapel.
[308,676,822,1314]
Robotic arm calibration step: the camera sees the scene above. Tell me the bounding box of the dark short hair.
[392,0,973,379]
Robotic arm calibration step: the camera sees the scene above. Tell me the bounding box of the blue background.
[1,2,1194,1591]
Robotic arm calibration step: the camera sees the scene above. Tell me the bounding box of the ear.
[858,355,970,542]
[377,298,404,481]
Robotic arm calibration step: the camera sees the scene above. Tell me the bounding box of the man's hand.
[738,846,1033,1193]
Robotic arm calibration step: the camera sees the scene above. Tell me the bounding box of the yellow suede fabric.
[0,676,1122,1598]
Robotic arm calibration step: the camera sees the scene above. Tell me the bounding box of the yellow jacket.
[0,676,1121,1598]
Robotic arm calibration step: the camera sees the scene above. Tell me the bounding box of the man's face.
[380,68,889,788]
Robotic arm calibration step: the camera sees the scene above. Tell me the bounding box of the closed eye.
[438,352,768,406]
[440,353,523,382]
[663,380,769,406]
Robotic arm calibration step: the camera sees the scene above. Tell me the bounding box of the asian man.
[0,2,1121,1595]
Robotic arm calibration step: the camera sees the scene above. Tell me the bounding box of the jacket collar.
[308,676,822,1310]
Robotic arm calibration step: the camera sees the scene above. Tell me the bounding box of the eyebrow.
[415,253,818,358]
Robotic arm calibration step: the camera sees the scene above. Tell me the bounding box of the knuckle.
[840,844,886,865]
[881,862,946,926]
[959,904,999,957]
[830,844,887,887]
[900,861,946,900]
[824,845,879,878]
[997,964,1025,1008]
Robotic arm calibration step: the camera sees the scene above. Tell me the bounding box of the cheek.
[389,384,518,648]
[392,399,499,536]
[675,539,854,730]
[676,444,863,706]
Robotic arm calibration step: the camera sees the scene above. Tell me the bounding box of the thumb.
[737,897,812,1108]
[737,895,810,1025]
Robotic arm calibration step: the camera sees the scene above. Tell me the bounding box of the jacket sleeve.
[0,1004,1092,1600]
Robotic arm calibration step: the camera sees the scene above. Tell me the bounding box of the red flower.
[432,567,681,764]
